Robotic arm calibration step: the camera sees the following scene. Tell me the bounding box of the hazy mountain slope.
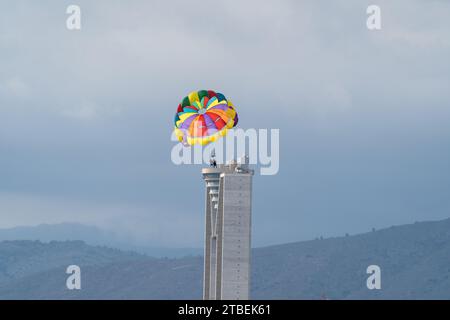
[0,240,146,284]
[0,223,202,258]
[0,224,114,244]
[252,219,450,299]
[348,240,450,299]
[0,257,202,300]
[0,218,450,299]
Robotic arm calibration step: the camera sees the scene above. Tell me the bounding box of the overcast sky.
[1,0,449,247]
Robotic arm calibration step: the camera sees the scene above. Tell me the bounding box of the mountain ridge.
[0,223,202,258]
[0,217,449,299]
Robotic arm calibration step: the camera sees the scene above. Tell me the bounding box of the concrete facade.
[202,158,253,300]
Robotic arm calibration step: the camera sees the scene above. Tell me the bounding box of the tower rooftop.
[202,159,254,176]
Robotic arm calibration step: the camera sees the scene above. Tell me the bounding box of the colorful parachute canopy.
[174,90,238,146]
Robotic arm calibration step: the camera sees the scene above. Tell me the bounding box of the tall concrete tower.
[202,156,254,300]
